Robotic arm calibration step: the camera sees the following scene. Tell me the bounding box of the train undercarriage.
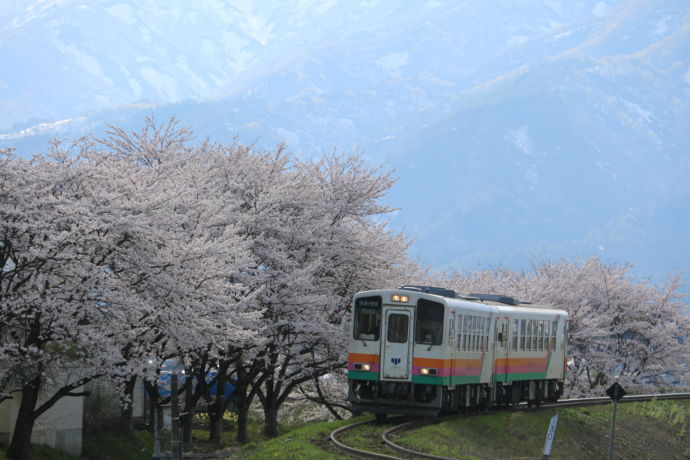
[348,379,564,416]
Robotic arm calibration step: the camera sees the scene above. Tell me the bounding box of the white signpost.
[542,412,560,460]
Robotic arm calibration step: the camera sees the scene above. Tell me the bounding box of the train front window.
[387,314,409,343]
[415,299,444,345]
[354,297,381,340]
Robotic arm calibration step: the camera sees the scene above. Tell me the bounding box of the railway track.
[329,392,690,459]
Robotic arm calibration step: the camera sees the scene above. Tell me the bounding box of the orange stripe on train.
[494,357,548,367]
[348,353,380,363]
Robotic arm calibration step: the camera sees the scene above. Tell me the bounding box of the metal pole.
[171,373,182,460]
[153,404,160,458]
[607,399,618,460]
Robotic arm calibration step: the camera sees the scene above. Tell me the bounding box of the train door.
[493,317,510,382]
[380,309,412,380]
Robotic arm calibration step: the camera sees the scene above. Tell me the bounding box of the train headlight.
[391,294,409,303]
[420,368,437,376]
[354,363,371,371]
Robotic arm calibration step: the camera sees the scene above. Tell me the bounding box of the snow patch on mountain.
[593,2,611,17]
[139,68,180,101]
[106,3,135,26]
[377,52,409,72]
[0,117,86,141]
[508,125,534,155]
[621,99,654,125]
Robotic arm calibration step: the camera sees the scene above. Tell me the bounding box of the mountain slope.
[1,0,688,286]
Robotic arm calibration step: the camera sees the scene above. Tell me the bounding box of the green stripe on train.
[493,372,548,383]
[450,375,481,385]
[411,375,451,385]
[348,370,378,381]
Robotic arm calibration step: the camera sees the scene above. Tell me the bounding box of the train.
[347,286,569,416]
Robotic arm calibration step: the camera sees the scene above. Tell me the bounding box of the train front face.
[347,289,446,416]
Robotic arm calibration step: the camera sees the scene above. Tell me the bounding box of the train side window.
[449,313,456,348]
[520,320,526,351]
[475,316,481,351]
[562,321,568,351]
[485,318,490,351]
[538,321,544,351]
[551,320,557,350]
[494,318,499,345]
[456,315,462,350]
[354,297,381,340]
[415,299,444,345]
[475,316,481,352]
[533,320,539,351]
[475,316,480,352]
[526,320,532,351]
[544,321,551,350]
[463,315,469,350]
[512,319,518,350]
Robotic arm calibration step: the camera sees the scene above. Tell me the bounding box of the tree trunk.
[144,381,160,432]
[208,370,227,445]
[207,397,224,445]
[117,376,137,433]
[7,378,41,460]
[235,381,249,444]
[182,377,196,447]
[263,404,279,437]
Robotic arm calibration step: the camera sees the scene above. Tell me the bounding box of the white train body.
[347,287,569,415]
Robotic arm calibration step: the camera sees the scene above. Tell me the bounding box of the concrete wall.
[0,396,17,447]
[0,387,84,456]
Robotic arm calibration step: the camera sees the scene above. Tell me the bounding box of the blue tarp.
[156,371,236,399]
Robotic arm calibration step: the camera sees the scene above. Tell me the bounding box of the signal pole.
[605,381,626,460]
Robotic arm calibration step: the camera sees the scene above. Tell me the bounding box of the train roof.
[354,286,568,316]
[398,285,524,304]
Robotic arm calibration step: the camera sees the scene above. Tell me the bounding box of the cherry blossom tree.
[527,259,690,395]
[1,141,133,460]
[94,119,260,437]
[443,258,690,397]
[231,152,418,437]
[0,119,259,459]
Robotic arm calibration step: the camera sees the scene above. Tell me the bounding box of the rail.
[329,392,690,459]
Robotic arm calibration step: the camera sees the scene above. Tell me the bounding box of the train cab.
[347,288,451,415]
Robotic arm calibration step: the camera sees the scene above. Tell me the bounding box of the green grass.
[394,399,690,459]
[80,430,153,460]
[238,417,365,460]
[2,400,688,459]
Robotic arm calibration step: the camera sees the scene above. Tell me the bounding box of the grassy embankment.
[389,399,689,459]
[1,399,687,459]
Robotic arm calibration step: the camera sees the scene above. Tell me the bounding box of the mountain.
[1,0,689,289]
